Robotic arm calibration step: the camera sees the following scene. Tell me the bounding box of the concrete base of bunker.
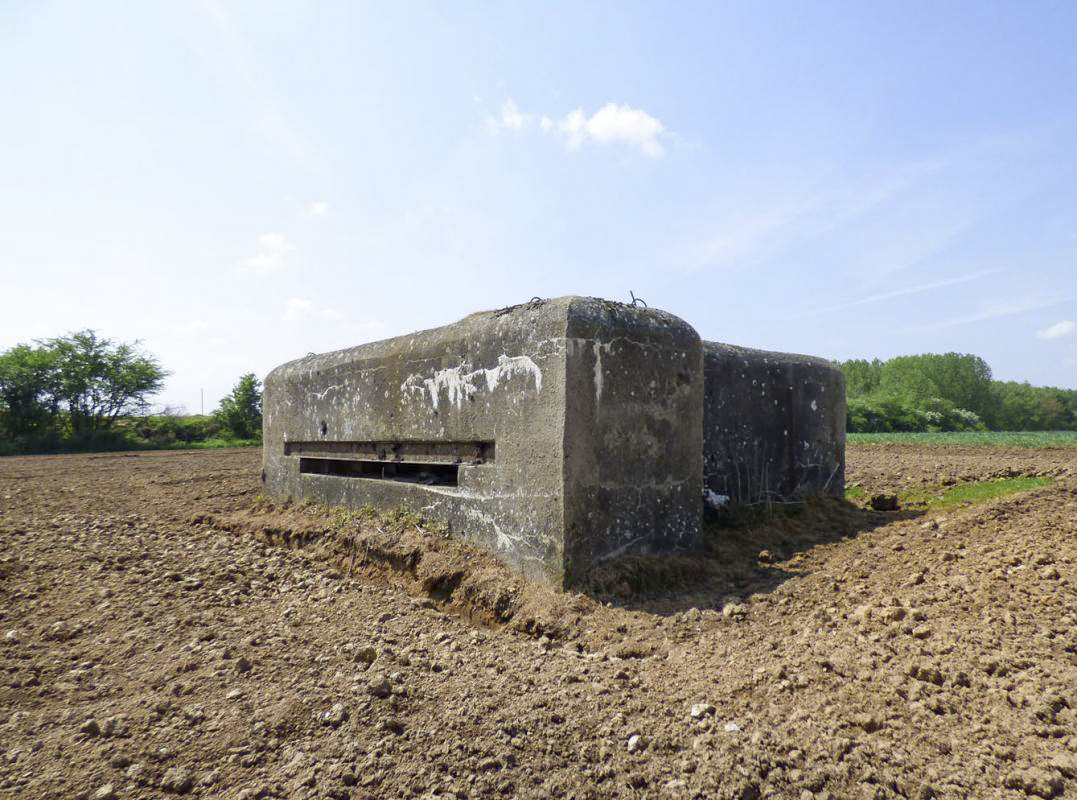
[263,296,704,590]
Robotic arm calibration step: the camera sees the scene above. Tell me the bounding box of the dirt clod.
[870,494,900,511]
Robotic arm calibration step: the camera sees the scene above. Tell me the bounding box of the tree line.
[840,353,1077,432]
[0,330,262,454]
[3,332,1073,452]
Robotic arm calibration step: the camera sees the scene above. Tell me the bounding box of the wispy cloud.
[694,196,823,271]
[803,269,1000,316]
[484,98,668,157]
[686,128,1055,276]
[1036,320,1075,340]
[485,100,532,134]
[921,296,1073,330]
[246,232,296,273]
[310,201,329,217]
[689,159,957,273]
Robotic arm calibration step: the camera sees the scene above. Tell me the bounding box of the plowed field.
[0,445,1074,799]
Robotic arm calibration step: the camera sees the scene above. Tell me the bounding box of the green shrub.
[214,374,262,440]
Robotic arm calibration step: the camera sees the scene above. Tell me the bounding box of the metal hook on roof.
[629,291,648,308]
[494,296,546,317]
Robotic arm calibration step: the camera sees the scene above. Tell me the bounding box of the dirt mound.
[0,445,1073,799]
[200,503,603,643]
[201,495,913,644]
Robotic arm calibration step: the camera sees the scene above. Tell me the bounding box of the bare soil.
[0,445,1074,800]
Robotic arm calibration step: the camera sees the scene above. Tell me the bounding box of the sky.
[2,0,1076,412]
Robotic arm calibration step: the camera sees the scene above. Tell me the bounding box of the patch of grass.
[328,505,378,530]
[847,431,1077,448]
[384,505,425,530]
[844,486,866,500]
[900,476,1053,510]
[319,503,450,536]
[167,437,261,450]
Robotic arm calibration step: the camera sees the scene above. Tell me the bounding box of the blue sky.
[2,0,1076,411]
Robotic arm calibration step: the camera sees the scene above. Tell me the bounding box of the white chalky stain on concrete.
[459,506,543,559]
[400,355,543,411]
[593,342,605,404]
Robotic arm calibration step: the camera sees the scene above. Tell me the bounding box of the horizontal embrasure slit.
[298,457,460,486]
[285,440,494,465]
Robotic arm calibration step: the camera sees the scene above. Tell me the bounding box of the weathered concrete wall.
[561,299,703,585]
[263,297,702,589]
[702,342,845,506]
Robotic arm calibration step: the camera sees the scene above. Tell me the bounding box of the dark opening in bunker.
[298,457,460,486]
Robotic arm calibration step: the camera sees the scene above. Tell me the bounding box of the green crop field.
[846,431,1077,448]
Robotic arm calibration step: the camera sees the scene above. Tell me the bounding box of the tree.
[840,358,883,398]
[0,331,166,446]
[837,351,1077,432]
[215,373,263,440]
[1039,391,1069,430]
[45,330,168,435]
[0,344,61,437]
[877,353,996,422]
[993,381,1045,431]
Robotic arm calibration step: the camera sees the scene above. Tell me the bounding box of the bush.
[214,374,262,440]
[123,415,224,448]
[847,395,928,432]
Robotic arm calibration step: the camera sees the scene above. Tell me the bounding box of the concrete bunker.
[702,342,846,507]
[263,297,704,589]
[263,296,845,589]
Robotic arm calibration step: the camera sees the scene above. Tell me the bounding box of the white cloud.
[246,232,296,273]
[556,109,586,149]
[485,99,532,134]
[500,99,530,131]
[485,99,667,156]
[1036,320,1075,340]
[555,103,665,157]
[310,201,329,216]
